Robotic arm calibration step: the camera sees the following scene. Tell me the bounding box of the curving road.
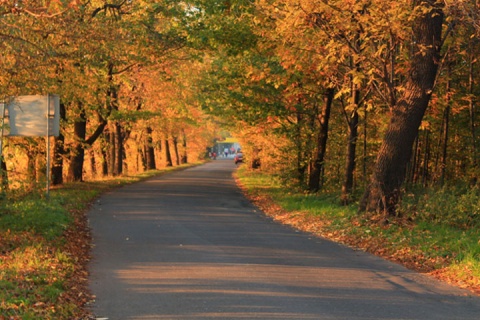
[88,160,480,320]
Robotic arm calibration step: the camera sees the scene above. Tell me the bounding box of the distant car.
[234,152,243,164]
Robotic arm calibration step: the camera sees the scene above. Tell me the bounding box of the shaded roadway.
[88,160,480,319]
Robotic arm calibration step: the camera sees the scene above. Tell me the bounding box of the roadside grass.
[0,163,202,320]
[235,166,480,294]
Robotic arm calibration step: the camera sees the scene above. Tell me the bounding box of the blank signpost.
[1,95,60,197]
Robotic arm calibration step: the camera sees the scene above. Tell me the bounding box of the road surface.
[88,160,480,319]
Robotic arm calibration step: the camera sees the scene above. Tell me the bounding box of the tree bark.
[165,137,173,167]
[360,1,444,216]
[145,127,156,170]
[308,88,333,192]
[173,136,180,166]
[341,90,360,205]
[439,70,451,186]
[181,129,188,164]
[1,157,8,192]
[468,46,477,170]
[52,102,66,185]
[114,121,124,176]
[67,108,87,182]
[108,125,116,176]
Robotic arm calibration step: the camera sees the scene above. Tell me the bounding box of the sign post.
[3,95,60,198]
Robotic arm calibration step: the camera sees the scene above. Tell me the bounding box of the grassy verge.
[0,163,202,320]
[235,167,480,295]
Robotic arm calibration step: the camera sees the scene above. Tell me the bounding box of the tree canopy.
[1,0,480,219]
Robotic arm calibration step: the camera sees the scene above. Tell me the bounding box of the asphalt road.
[88,160,480,320]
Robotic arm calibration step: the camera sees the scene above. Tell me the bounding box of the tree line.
[188,0,480,219]
[0,0,217,190]
[1,0,480,221]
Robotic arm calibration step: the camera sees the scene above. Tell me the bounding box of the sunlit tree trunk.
[360,1,444,216]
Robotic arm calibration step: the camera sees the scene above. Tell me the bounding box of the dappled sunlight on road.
[116,262,393,293]
[89,161,480,320]
[110,261,455,319]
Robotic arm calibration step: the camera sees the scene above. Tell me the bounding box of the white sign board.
[4,95,60,137]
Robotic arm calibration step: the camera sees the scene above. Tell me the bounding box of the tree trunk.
[360,1,444,216]
[173,136,180,166]
[295,111,307,185]
[165,137,173,167]
[67,108,87,182]
[408,136,420,184]
[1,157,8,192]
[342,111,359,204]
[422,130,431,187]
[101,147,108,176]
[52,103,66,185]
[114,121,124,176]
[181,129,188,164]
[145,127,156,170]
[439,71,451,186]
[468,47,477,170]
[308,88,333,192]
[341,90,360,205]
[108,125,116,176]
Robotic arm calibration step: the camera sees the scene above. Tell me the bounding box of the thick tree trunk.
[360,1,444,216]
[67,109,87,182]
[67,99,109,182]
[308,88,333,192]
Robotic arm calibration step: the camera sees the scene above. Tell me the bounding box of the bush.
[404,185,480,228]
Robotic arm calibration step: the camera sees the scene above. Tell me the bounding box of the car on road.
[234,152,243,164]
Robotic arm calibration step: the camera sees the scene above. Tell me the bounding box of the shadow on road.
[88,161,480,320]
